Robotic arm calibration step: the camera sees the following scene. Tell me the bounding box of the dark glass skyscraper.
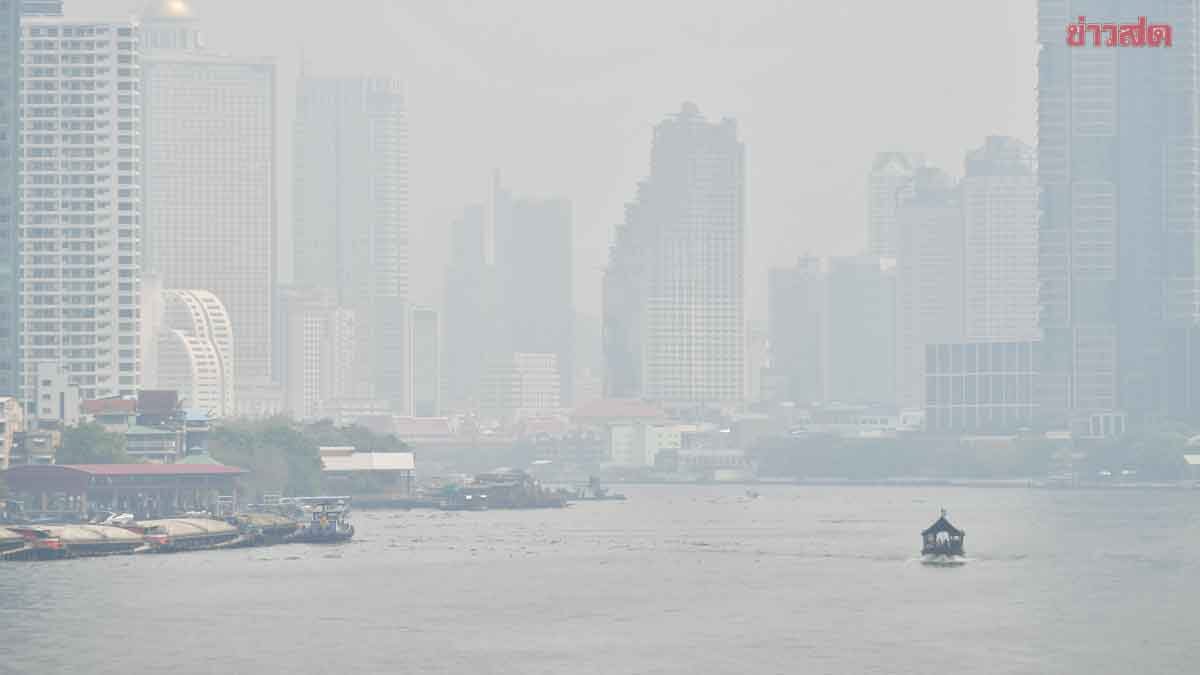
[1037,1,1200,429]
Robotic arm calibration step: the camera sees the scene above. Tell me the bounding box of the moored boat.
[920,509,967,566]
[287,497,355,543]
[0,527,28,558]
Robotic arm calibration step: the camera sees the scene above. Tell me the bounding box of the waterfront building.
[18,15,143,404]
[1038,1,1200,430]
[924,341,1037,433]
[0,1,18,396]
[157,290,235,417]
[139,1,276,408]
[0,395,22,469]
[603,103,745,410]
[867,152,925,256]
[293,75,407,408]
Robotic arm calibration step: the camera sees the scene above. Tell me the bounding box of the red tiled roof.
[572,398,667,421]
[81,398,136,414]
[64,463,246,476]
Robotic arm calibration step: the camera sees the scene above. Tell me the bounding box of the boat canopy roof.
[922,514,964,537]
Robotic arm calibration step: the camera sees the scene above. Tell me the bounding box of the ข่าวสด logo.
[1067,16,1172,47]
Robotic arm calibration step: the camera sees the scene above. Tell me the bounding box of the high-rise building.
[408,306,440,417]
[443,204,499,411]
[0,0,18,396]
[496,192,574,406]
[895,167,964,410]
[293,75,408,408]
[867,152,925,256]
[766,256,825,405]
[277,285,357,420]
[18,16,143,404]
[158,290,235,416]
[1037,1,1200,429]
[825,256,896,406]
[962,136,1039,342]
[603,102,745,410]
[139,1,276,409]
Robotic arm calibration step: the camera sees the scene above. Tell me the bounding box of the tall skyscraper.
[139,1,276,408]
[0,0,19,396]
[293,76,408,408]
[766,256,825,405]
[495,190,574,406]
[962,136,1039,342]
[895,167,964,410]
[603,102,745,409]
[18,16,143,403]
[1037,1,1200,428]
[443,204,498,411]
[825,256,896,406]
[867,152,925,256]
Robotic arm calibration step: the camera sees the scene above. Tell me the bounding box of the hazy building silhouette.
[140,1,276,408]
[925,341,1037,432]
[408,306,440,417]
[277,285,357,420]
[867,152,925,256]
[962,136,1039,342]
[895,167,964,410]
[603,102,745,409]
[480,352,561,423]
[0,1,19,396]
[18,15,143,403]
[293,75,408,409]
[825,256,896,406]
[1037,1,1200,430]
[158,290,235,417]
[444,204,499,411]
[494,189,574,407]
[766,255,825,405]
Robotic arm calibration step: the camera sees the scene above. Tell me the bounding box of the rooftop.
[322,452,415,473]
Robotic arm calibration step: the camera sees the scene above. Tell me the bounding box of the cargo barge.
[5,524,147,560]
[126,518,243,553]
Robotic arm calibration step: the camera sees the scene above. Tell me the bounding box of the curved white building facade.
[158,290,235,416]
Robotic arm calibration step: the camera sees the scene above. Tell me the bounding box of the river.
[2,484,1198,674]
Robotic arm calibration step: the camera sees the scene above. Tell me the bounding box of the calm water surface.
[2,485,1199,674]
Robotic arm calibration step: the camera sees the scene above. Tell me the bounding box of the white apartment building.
[139,1,276,406]
[19,16,142,404]
[158,289,234,416]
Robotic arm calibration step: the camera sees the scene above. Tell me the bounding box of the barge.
[229,512,300,546]
[7,524,147,560]
[128,518,243,553]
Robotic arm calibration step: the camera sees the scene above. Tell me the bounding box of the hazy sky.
[98,0,1036,320]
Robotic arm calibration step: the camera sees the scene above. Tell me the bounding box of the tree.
[56,422,133,464]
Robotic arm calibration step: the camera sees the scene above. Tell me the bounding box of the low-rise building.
[319,446,416,496]
[0,396,24,470]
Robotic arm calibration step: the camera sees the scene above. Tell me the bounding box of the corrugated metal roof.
[1184,454,1200,466]
[322,452,414,472]
[63,463,245,476]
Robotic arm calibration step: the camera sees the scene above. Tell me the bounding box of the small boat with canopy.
[920,509,966,566]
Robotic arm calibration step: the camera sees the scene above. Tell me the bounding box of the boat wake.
[919,554,969,567]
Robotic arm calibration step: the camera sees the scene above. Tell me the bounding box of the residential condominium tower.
[18,15,143,403]
[1037,0,1200,429]
[867,151,925,257]
[293,75,408,408]
[139,1,276,408]
[0,0,18,396]
[603,102,745,410]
